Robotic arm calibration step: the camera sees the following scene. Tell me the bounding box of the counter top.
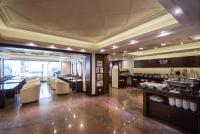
[143,88,200,102]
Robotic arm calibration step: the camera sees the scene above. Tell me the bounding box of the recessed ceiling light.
[26,42,37,47]
[124,51,127,53]
[190,34,200,40]
[65,47,73,51]
[80,49,85,52]
[174,7,183,15]
[100,49,105,52]
[139,47,143,50]
[113,53,116,55]
[112,45,118,49]
[49,45,56,49]
[128,40,138,45]
[161,43,166,46]
[157,31,172,37]
[180,42,184,45]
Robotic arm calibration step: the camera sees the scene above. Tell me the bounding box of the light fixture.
[124,51,127,53]
[26,42,37,47]
[113,53,116,55]
[100,49,105,52]
[80,49,85,52]
[180,42,184,45]
[139,47,143,50]
[128,40,138,45]
[49,45,56,49]
[65,47,73,51]
[174,7,183,15]
[190,34,200,40]
[161,43,166,46]
[157,31,172,37]
[112,45,118,49]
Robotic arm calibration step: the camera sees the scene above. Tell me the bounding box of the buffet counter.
[143,88,200,134]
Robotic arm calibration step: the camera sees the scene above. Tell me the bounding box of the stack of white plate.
[169,98,175,106]
[182,100,190,110]
[190,102,197,112]
[175,99,182,108]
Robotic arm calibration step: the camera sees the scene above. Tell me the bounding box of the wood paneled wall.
[134,56,200,68]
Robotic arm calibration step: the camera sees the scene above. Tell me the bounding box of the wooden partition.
[134,56,200,68]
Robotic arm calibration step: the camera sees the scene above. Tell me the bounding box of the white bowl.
[182,100,190,110]
[175,99,182,108]
[190,102,197,112]
[169,98,175,106]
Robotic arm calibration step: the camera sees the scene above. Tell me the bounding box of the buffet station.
[142,79,200,134]
[112,69,168,88]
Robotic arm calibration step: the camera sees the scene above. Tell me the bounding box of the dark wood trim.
[103,54,109,95]
[134,56,200,68]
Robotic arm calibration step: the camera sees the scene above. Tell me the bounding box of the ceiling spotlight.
[112,45,118,49]
[174,7,183,15]
[80,49,86,52]
[124,51,127,53]
[49,45,56,49]
[139,47,143,50]
[161,43,166,46]
[66,47,73,51]
[128,40,138,45]
[113,53,116,55]
[26,42,37,47]
[100,49,105,52]
[190,34,200,40]
[180,42,184,45]
[157,31,171,37]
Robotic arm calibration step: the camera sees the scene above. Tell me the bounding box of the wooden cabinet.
[143,89,200,134]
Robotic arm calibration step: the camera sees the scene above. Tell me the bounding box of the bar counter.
[143,88,200,134]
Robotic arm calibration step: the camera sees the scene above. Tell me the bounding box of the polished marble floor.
[0,83,182,134]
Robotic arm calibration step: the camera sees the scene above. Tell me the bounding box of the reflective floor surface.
[0,83,182,134]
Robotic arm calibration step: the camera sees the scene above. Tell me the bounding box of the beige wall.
[61,61,71,75]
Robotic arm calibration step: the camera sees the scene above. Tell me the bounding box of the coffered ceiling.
[0,0,182,52]
[0,0,166,43]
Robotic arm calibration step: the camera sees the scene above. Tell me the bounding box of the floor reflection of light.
[73,114,76,119]
[68,124,72,128]
[123,131,126,134]
[113,130,116,134]
[80,123,84,128]
[53,129,57,134]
